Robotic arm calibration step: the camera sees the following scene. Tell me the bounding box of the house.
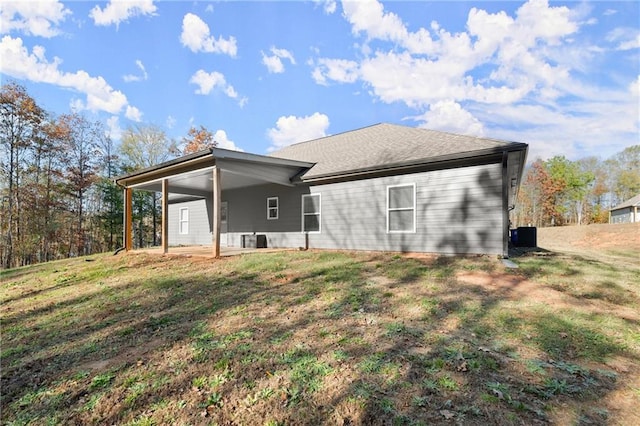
[115,123,528,258]
[609,194,640,224]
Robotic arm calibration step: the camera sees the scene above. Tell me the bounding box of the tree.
[577,157,609,223]
[544,156,594,225]
[57,113,102,256]
[609,145,640,204]
[95,133,123,251]
[120,124,177,247]
[182,125,217,154]
[524,159,566,226]
[0,82,46,267]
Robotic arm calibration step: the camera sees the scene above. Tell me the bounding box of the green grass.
[1,247,638,425]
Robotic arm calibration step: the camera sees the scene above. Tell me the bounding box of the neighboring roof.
[270,123,528,181]
[610,194,640,211]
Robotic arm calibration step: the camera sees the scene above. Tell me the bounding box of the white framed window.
[302,194,321,233]
[267,197,279,220]
[179,207,189,235]
[387,183,416,233]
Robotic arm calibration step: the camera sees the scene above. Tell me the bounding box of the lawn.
[1,232,639,425]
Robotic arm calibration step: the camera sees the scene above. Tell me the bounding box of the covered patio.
[115,148,313,258]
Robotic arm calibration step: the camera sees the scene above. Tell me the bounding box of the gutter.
[298,144,528,183]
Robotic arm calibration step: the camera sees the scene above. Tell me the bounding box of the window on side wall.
[179,207,189,235]
[387,184,416,233]
[302,194,321,233]
[267,197,279,220]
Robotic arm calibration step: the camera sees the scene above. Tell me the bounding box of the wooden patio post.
[124,187,133,251]
[161,179,169,254]
[212,166,221,258]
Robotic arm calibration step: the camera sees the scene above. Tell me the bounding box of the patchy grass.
[1,239,639,425]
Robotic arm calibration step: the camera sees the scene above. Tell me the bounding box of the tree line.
[1,81,638,268]
[513,147,640,227]
[0,82,215,269]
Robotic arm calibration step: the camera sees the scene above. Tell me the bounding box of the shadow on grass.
[1,250,637,425]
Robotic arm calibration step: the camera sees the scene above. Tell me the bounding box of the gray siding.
[168,198,212,246]
[222,184,308,249]
[306,163,504,254]
[167,162,505,255]
[610,207,637,224]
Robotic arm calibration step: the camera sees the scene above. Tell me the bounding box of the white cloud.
[166,115,176,129]
[312,58,359,85]
[514,0,577,46]
[205,4,214,13]
[0,0,70,38]
[106,116,123,140]
[125,105,142,122]
[189,69,246,106]
[414,100,485,136]
[0,35,140,118]
[604,9,617,16]
[632,76,640,97]
[310,0,632,161]
[313,0,337,15]
[262,54,284,74]
[89,0,157,28]
[213,130,243,151]
[267,113,330,152]
[471,80,640,160]
[261,47,296,73]
[342,0,408,45]
[123,59,148,82]
[180,13,237,57]
[317,0,581,109]
[606,27,640,51]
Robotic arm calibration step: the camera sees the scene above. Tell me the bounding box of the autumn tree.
[56,113,102,256]
[182,125,217,154]
[577,157,609,223]
[23,117,67,262]
[521,159,566,226]
[0,82,46,267]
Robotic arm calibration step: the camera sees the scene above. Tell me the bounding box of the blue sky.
[1,0,638,161]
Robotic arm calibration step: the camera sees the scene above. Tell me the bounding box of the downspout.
[501,151,509,259]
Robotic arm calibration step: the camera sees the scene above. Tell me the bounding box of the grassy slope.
[1,227,639,425]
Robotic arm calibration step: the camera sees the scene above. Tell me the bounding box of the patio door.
[220,201,228,247]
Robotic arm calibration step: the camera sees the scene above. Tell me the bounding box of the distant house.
[609,194,640,224]
[115,123,528,258]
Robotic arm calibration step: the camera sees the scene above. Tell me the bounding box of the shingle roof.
[610,194,640,211]
[270,123,527,180]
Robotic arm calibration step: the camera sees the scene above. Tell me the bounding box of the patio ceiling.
[116,148,315,200]
[129,166,281,201]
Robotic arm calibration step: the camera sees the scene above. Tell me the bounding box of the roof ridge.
[272,122,522,155]
[271,122,386,152]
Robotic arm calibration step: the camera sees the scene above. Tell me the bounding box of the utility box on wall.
[241,234,256,248]
[513,227,537,247]
[241,234,268,249]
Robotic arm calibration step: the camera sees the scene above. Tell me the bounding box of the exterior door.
[220,201,228,247]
